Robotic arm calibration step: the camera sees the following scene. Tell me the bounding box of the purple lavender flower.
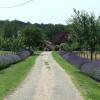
[81,61,100,81]
[59,52,90,69]
[17,51,31,59]
[0,50,31,69]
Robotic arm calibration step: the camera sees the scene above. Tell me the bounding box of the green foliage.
[55,45,60,51]
[0,51,13,55]
[23,25,44,49]
[71,9,100,49]
[67,9,100,60]
[59,43,67,51]
[0,20,68,51]
[41,24,55,40]
[54,24,66,34]
[0,33,25,51]
[3,20,18,38]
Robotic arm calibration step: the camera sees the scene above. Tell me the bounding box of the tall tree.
[3,20,18,38]
[70,9,100,60]
[23,26,44,49]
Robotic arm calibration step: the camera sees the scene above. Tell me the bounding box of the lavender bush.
[65,54,90,68]
[0,56,14,69]
[0,50,31,70]
[7,54,21,62]
[58,51,100,81]
[59,51,90,69]
[58,50,66,56]
[0,56,9,68]
[81,61,100,81]
[17,51,31,59]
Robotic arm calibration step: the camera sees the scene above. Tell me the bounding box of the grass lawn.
[52,51,100,100]
[0,51,13,55]
[0,51,40,100]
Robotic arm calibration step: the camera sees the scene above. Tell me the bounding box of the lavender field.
[0,50,31,70]
[58,51,100,81]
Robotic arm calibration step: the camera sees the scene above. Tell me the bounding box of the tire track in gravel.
[33,53,55,100]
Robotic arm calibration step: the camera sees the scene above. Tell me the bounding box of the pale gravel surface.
[4,51,84,100]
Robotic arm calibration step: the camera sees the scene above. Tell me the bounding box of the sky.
[0,0,100,24]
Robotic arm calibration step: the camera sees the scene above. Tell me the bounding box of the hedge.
[58,51,100,81]
[0,50,31,70]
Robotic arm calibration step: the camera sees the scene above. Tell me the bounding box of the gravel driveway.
[4,51,84,100]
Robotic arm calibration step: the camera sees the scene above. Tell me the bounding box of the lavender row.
[0,50,31,70]
[58,51,100,82]
[58,51,90,68]
[81,61,100,81]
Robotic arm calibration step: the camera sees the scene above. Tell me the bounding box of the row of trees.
[61,9,100,60]
[0,9,99,61]
[0,20,67,51]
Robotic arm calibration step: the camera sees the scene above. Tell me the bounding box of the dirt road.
[4,52,84,100]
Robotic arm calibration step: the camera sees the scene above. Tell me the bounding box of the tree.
[23,26,44,49]
[3,20,18,38]
[70,9,100,60]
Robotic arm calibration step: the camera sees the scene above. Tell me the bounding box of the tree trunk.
[84,52,85,58]
[98,51,100,60]
[95,51,97,60]
[87,52,88,59]
[90,50,94,61]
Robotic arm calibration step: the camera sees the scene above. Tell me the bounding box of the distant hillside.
[0,20,68,45]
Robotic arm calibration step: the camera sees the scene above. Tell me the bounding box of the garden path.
[4,51,84,100]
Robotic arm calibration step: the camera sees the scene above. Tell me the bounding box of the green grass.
[45,61,51,69]
[0,51,13,55]
[52,51,100,100]
[45,61,49,65]
[0,51,41,100]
